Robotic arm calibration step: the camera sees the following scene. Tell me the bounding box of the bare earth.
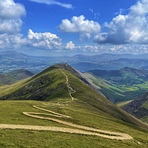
[0,70,133,140]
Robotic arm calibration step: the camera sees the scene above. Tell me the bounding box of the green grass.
[0,100,148,148]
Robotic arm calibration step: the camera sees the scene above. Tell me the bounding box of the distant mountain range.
[70,53,148,71]
[1,51,148,73]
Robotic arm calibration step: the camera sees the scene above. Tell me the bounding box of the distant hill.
[122,92,148,124]
[0,63,147,130]
[0,69,33,85]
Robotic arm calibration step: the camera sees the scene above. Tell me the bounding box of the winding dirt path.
[60,69,76,101]
[0,105,133,140]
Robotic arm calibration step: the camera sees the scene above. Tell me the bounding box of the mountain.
[0,69,33,85]
[0,63,147,129]
[122,92,148,124]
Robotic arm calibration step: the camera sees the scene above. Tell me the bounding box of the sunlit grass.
[0,100,148,148]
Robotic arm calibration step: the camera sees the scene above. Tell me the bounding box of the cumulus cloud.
[59,15,101,39]
[0,0,26,34]
[94,0,148,44]
[30,0,73,9]
[27,29,62,49]
[0,33,25,49]
[65,41,75,50]
[0,29,62,50]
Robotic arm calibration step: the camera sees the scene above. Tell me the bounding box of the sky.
[1,0,148,56]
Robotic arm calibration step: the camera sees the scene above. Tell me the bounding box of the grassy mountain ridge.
[0,64,147,130]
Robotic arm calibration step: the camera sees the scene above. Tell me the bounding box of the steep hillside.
[0,69,33,85]
[122,92,148,123]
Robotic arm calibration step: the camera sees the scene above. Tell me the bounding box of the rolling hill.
[0,64,148,147]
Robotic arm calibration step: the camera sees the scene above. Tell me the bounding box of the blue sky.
[1,0,148,56]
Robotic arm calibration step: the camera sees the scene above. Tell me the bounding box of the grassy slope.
[0,100,148,148]
[0,64,148,147]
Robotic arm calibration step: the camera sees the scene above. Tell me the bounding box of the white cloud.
[27,29,62,49]
[0,0,26,34]
[0,29,62,50]
[30,0,73,9]
[95,0,148,44]
[1,31,148,55]
[65,41,75,50]
[59,15,101,37]
[0,33,24,49]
